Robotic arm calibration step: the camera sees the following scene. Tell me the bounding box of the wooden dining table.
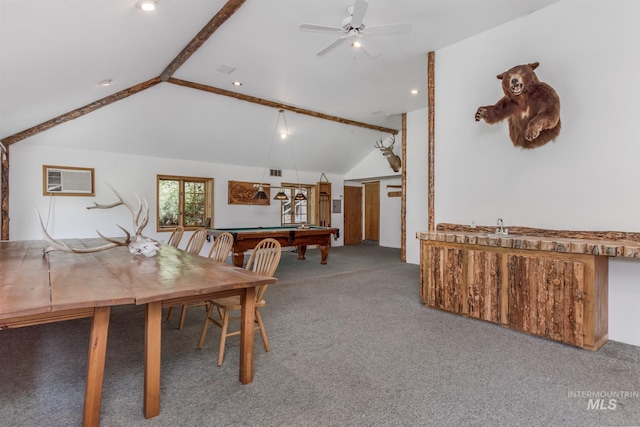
[0,239,277,426]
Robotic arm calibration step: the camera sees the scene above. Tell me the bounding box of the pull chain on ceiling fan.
[299,0,412,58]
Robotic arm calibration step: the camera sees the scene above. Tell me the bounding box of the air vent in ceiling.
[270,169,282,177]
[217,64,236,75]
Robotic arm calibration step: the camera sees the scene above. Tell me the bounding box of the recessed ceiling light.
[410,89,419,95]
[98,79,113,87]
[351,41,362,48]
[136,0,158,12]
[232,81,243,86]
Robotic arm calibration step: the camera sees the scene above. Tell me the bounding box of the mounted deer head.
[374,136,402,172]
[38,183,162,257]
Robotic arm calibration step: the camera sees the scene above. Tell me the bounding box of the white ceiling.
[0,0,559,175]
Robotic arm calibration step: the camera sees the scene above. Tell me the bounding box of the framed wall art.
[228,180,269,205]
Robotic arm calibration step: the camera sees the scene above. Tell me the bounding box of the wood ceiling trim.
[1,77,162,146]
[160,0,247,82]
[167,77,399,135]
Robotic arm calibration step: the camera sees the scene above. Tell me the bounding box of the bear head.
[497,62,540,98]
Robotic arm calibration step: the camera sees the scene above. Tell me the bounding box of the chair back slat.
[245,238,281,301]
[185,228,207,255]
[208,232,234,263]
[167,225,184,248]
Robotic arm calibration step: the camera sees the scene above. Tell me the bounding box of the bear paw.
[475,107,486,122]
[525,124,542,141]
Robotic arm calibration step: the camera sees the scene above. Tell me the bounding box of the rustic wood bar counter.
[417,224,640,351]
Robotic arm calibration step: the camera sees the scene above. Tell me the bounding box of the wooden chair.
[207,232,234,263]
[198,238,281,366]
[167,225,184,248]
[184,227,207,255]
[173,232,236,329]
[166,227,209,328]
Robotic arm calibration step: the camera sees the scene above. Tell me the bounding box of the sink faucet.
[496,218,508,235]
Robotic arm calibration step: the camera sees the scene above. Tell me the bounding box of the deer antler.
[38,210,131,254]
[374,135,401,172]
[87,183,149,238]
[38,183,149,254]
[374,135,395,150]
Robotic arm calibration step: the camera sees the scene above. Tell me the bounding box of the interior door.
[343,186,362,245]
[364,181,380,242]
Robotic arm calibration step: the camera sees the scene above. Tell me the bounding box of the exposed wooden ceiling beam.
[160,0,247,82]
[1,78,161,146]
[1,0,397,145]
[167,77,399,135]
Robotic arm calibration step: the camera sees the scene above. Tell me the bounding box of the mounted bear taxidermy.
[475,62,561,149]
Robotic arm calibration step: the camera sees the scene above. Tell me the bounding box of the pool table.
[207,226,339,267]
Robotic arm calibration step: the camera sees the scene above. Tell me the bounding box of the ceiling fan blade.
[365,22,413,36]
[317,36,348,56]
[299,23,345,33]
[350,0,368,28]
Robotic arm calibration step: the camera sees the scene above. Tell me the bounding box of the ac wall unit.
[43,165,95,196]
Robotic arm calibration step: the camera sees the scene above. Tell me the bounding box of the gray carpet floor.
[1,245,639,427]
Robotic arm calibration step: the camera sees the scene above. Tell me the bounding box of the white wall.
[435,0,640,230]
[345,146,401,181]
[405,0,640,345]
[344,176,402,249]
[10,143,344,255]
[378,177,402,248]
[405,108,429,264]
[345,141,403,249]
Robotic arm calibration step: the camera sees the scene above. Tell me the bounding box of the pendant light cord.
[259,110,282,187]
[281,111,302,192]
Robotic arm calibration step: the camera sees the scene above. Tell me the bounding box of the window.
[280,185,312,225]
[157,175,213,231]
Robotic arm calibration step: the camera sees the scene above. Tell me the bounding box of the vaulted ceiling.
[0,0,559,175]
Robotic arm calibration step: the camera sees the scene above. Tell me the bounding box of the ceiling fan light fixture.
[299,0,411,57]
[136,0,158,12]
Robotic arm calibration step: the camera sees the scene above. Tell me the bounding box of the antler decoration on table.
[38,183,162,257]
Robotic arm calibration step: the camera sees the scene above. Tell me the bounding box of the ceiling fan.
[299,0,412,58]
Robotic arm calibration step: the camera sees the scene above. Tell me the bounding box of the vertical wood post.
[401,113,407,262]
[427,51,435,232]
[1,146,8,240]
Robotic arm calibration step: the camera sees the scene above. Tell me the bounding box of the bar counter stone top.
[417,224,640,258]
